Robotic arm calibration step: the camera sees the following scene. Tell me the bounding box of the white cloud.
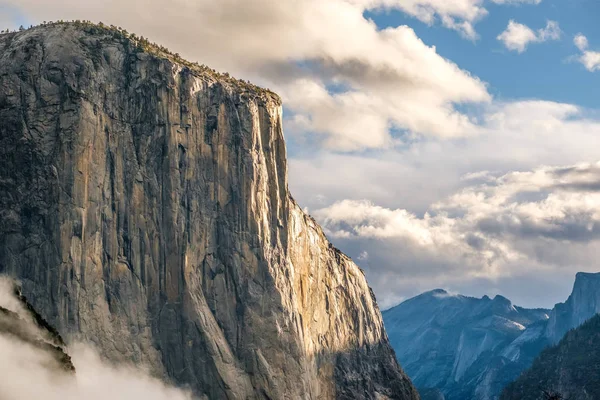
[0,279,192,400]
[0,341,194,400]
[6,0,491,152]
[497,20,561,53]
[573,34,600,72]
[291,99,600,215]
[312,161,600,308]
[290,99,600,308]
[574,34,589,51]
[354,0,489,39]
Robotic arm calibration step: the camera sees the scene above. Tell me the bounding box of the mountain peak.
[493,294,511,304]
[430,289,449,295]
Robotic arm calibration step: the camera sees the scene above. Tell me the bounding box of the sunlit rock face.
[0,23,418,400]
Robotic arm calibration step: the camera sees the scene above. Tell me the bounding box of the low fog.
[0,277,194,400]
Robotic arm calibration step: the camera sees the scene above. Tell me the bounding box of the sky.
[3,0,600,309]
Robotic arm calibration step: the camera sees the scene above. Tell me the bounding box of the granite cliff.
[0,22,418,400]
[543,272,600,344]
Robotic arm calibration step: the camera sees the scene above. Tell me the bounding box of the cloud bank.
[312,161,600,309]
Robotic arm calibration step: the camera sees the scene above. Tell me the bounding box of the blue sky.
[5,0,600,309]
[367,0,600,108]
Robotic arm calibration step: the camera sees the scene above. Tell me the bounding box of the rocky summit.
[0,22,418,400]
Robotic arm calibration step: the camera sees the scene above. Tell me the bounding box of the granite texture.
[0,23,418,400]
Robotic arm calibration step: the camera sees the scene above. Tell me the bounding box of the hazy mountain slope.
[385,272,600,400]
[501,313,600,400]
[384,289,549,398]
[0,22,418,400]
[383,290,550,400]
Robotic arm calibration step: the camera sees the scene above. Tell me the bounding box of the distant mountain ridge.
[384,272,600,400]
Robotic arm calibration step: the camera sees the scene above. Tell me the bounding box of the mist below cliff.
[0,276,193,400]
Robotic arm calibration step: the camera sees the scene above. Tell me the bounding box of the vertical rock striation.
[0,23,418,399]
[544,272,600,344]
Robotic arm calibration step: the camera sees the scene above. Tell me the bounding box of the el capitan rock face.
[0,23,418,400]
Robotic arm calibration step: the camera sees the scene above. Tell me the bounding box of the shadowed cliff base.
[0,22,418,399]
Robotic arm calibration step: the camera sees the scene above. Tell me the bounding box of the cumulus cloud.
[289,99,600,308]
[291,99,600,215]
[573,34,600,72]
[5,0,491,151]
[497,20,561,53]
[358,0,541,39]
[312,161,600,308]
[0,277,192,400]
[354,0,489,39]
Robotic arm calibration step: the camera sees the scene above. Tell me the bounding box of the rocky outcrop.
[544,272,600,344]
[0,23,418,399]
